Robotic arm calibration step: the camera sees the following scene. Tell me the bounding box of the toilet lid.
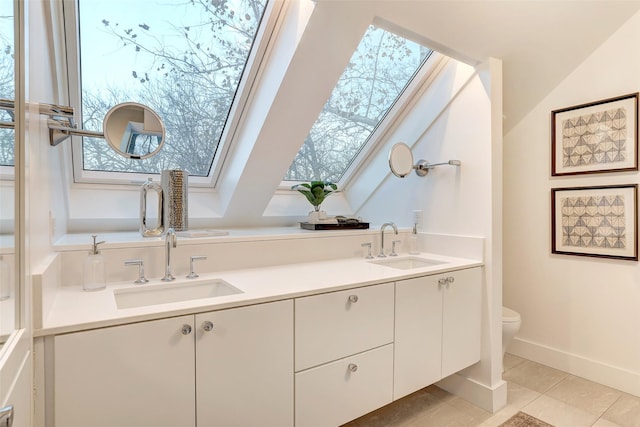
[502,306,521,323]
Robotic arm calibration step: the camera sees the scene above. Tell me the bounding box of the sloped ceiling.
[366,0,640,132]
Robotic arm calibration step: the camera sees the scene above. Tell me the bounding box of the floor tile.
[502,360,568,394]
[405,400,477,427]
[447,396,492,424]
[475,408,520,427]
[342,385,450,427]
[592,417,624,427]
[503,353,526,371]
[522,394,599,427]
[545,375,622,416]
[601,393,640,427]
[505,381,541,408]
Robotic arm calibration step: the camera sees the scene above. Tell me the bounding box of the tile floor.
[342,354,640,427]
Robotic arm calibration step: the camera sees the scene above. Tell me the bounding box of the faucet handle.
[390,240,401,257]
[187,255,207,279]
[124,259,149,284]
[360,243,374,259]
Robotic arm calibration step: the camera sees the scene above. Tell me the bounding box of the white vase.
[306,210,327,224]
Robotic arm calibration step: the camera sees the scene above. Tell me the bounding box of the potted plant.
[291,180,338,223]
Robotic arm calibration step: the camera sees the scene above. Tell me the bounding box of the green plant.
[291,180,338,211]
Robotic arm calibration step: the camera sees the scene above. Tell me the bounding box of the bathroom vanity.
[34,231,483,427]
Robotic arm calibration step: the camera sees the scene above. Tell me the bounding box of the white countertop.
[36,252,482,337]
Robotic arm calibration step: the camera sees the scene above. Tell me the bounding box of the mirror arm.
[0,98,105,146]
[47,120,104,147]
[414,159,461,177]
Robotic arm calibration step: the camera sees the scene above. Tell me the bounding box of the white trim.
[509,336,640,397]
[437,373,507,413]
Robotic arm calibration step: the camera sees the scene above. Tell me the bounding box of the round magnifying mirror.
[103,102,166,160]
[388,142,414,178]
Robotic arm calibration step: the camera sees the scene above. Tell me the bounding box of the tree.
[0,10,14,167]
[80,0,267,176]
[79,2,426,183]
[285,26,431,182]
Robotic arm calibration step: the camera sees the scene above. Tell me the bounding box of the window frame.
[62,0,284,187]
[280,29,446,191]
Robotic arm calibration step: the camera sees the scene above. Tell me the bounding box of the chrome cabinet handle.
[0,405,13,427]
[347,363,358,373]
[348,295,358,303]
[202,321,214,332]
[447,276,455,283]
[181,324,192,335]
[438,278,448,286]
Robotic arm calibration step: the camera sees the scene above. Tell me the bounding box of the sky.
[79,0,202,93]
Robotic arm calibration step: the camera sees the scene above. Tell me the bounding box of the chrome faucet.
[162,228,177,281]
[378,222,398,257]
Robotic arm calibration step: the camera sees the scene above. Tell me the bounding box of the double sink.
[113,256,446,309]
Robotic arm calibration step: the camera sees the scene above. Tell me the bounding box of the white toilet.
[502,306,521,358]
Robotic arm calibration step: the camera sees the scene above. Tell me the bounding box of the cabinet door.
[295,283,394,371]
[54,315,196,427]
[394,275,443,399]
[295,344,393,427]
[441,267,482,377]
[195,300,293,427]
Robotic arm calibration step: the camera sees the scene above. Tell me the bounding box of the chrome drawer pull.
[181,324,192,335]
[202,321,214,332]
[347,363,358,373]
[348,295,359,303]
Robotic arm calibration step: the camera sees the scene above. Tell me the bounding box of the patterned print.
[561,195,626,249]
[562,107,627,167]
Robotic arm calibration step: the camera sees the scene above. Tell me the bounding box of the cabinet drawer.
[295,344,393,427]
[294,282,394,371]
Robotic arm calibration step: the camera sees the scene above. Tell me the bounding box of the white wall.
[504,10,640,397]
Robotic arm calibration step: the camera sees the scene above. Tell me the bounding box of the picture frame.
[551,93,638,176]
[551,184,638,261]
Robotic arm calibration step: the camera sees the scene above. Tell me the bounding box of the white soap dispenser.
[83,235,106,291]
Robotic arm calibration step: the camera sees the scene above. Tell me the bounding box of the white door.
[441,267,482,377]
[54,316,196,427]
[195,300,294,427]
[394,275,443,399]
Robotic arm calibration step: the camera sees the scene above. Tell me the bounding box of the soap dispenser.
[409,224,419,255]
[409,210,422,255]
[83,235,106,291]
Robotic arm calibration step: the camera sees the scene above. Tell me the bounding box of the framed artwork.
[552,93,638,176]
[552,184,638,260]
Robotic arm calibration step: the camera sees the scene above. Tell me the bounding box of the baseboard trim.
[509,337,640,397]
[437,373,507,413]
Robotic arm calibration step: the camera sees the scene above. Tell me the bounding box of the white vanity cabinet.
[294,283,394,427]
[195,300,293,427]
[54,315,196,427]
[52,300,293,427]
[394,267,482,399]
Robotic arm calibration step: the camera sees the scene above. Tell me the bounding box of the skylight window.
[0,0,14,167]
[284,25,431,183]
[73,0,269,178]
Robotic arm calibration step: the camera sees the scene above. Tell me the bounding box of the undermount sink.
[114,279,243,309]
[369,256,446,270]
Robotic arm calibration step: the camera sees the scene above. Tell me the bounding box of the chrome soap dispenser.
[83,235,106,291]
